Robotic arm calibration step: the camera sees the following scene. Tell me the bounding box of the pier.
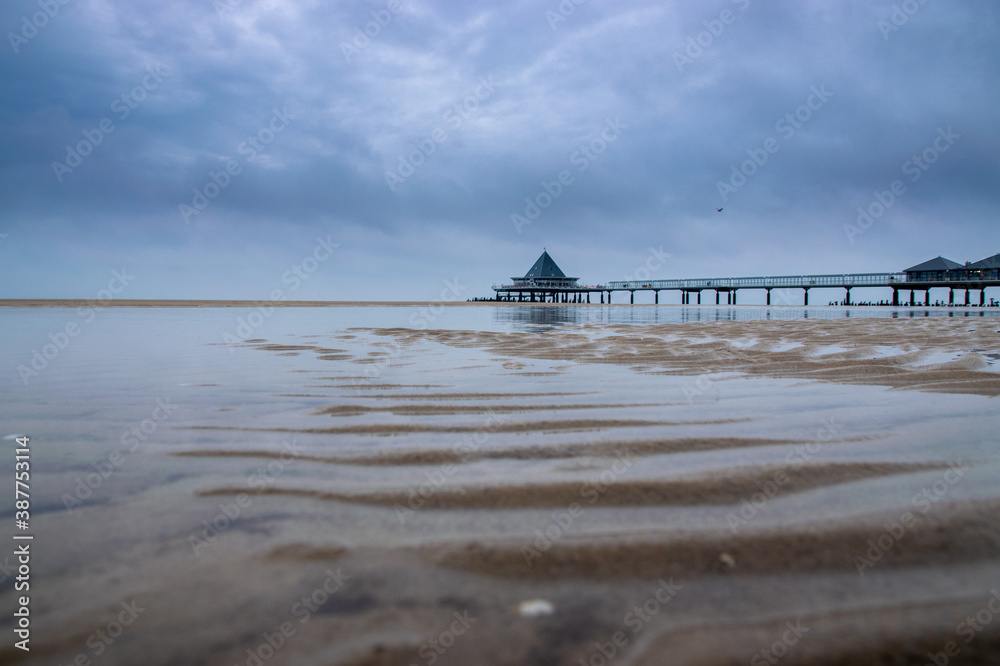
[607,273,1000,306]
[494,253,1000,306]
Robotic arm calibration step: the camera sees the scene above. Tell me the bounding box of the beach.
[2,304,999,665]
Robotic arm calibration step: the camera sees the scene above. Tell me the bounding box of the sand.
[4,312,1000,666]
[366,316,1000,396]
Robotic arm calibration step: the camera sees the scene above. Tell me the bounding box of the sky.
[1,0,998,302]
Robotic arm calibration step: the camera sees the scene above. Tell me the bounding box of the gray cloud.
[1,0,998,299]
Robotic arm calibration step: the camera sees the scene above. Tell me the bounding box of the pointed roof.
[968,253,1000,269]
[524,251,567,278]
[904,256,963,273]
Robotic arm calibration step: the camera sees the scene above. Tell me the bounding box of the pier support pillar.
[910,291,915,306]
[803,288,810,306]
[845,287,851,306]
[965,289,971,306]
[892,289,899,306]
[654,290,659,304]
[925,290,930,306]
[733,291,737,305]
[948,289,954,306]
[697,291,701,305]
[716,291,720,305]
[980,289,985,307]
[630,291,634,304]
[766,289,772,306]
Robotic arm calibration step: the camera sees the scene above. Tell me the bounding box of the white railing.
[607,273,906,290]
[493,283,608,291]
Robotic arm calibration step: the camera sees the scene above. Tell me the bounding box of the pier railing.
[492,283,608,291]
[607,273,906,291]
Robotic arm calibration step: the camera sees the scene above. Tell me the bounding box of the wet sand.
[369,316,1000,396]
[3,312,1000,665]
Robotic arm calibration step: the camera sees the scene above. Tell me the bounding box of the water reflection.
[492,306,604,332]
[492,304,999,333]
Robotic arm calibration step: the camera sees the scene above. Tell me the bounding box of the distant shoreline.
[0,299,774,308]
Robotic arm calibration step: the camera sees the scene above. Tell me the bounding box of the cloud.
[1,0,998,299]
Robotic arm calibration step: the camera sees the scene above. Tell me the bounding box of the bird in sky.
[716,208,723,212]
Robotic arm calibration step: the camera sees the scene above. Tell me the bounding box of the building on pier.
[510,250,579,290]
[903,256,963,282]
[493,251,608,303]
[897,253,1000,306]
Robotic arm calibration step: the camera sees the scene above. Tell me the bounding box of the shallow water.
[1,305,999,665]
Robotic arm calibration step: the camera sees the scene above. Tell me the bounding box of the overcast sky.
[1,0,998,301]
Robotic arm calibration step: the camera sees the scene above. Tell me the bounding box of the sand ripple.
[197,461,950,510]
